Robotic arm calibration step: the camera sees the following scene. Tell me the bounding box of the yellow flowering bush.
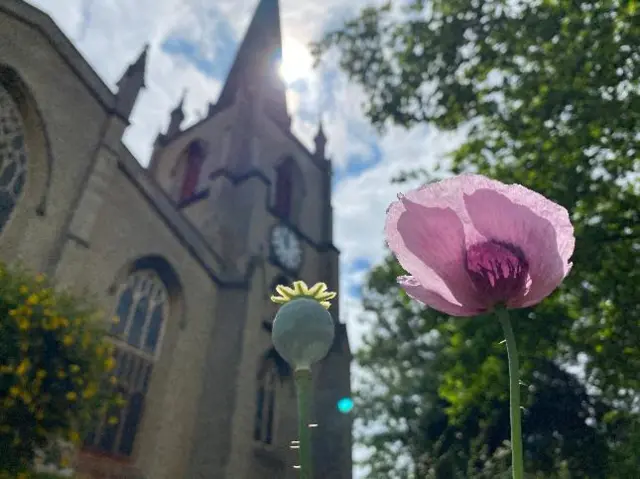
[0,263,120,476]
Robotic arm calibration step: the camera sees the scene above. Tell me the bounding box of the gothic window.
[274,159,293,219]
[254,359,278,445]
[179,140,206,202]
[0,82,27,233]
[84,270,169,457]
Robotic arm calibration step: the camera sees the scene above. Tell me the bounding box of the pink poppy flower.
[385,174,575,317]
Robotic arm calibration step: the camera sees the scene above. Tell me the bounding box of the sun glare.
[279,36,313,85]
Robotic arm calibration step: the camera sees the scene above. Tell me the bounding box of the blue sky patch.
[334,141,383,184]
[289,78,308,94]
[348,283,363,298]
[318,68,340,113]
[350,257,372,272]
[161,8,237,81]
[76,0,93,42]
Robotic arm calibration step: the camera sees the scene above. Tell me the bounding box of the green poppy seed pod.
[271,297,335,370]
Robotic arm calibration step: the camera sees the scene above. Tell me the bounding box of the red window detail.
[275,161,293,218]
[179,142,205,201]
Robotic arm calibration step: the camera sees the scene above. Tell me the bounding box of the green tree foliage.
[0,263,121,476]
[357,253,612,477]
[315,0,639,476]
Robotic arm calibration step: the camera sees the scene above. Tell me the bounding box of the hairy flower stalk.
[271,281,337,478]
[295,368,313,479]
[385,174,575,478]
[498,308,524,479]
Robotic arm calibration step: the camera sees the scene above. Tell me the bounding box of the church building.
[0,0,352,477]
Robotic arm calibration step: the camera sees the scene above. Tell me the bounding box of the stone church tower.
[0,0,352,477]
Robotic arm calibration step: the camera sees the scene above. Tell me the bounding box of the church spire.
[314,118,327,159]
[115,44,148,120]
[216,0,290,129]
[166,89,186,137]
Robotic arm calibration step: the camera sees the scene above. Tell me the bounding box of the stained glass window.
[254,361,278,445]
[179,141,205,201]
[0,82,27,233]
[274,159,293,219]
[85,271,168,457]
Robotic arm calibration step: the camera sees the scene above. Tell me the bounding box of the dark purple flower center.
[465,240,529,306]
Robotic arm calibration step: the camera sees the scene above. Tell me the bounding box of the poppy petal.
[398,276,484,317]
[385,191,482,310]
[460,175,574,308]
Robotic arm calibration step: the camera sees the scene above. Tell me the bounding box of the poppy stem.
[498,308,524,479]
[294,368,313,479]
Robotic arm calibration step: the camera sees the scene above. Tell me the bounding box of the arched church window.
[179,140,206,202]
[0,81,28,233]
[254,359,278,445]
[84,270,169,457]
[274,158,294,219]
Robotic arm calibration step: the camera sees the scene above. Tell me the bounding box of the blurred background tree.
[314,0,639,476]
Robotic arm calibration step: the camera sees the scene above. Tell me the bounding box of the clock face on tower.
[271,224,302,271]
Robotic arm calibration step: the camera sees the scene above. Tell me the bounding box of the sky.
[26,0,463,474]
